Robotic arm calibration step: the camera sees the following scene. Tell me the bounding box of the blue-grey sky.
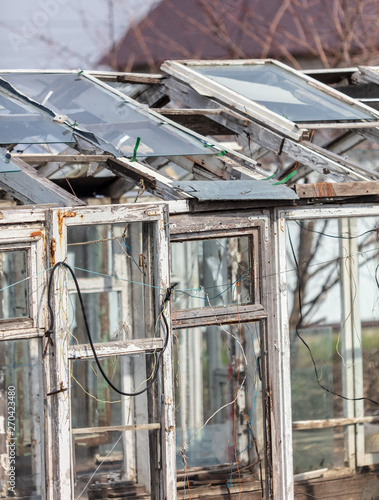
[0,0,158,70]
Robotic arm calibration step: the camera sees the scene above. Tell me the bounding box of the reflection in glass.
[288,219,345,474]
[192,63,376,123]
[1,73,217,158]
[67,222,154,341]
[287,216,379,472]
[0,339,44,499]
[291,327,335,473]
[0,250,29,320]
[174,323,262,474]
[0,89,74,145]
[357,218,379,456]
[171,236,253,310]
[0,151,21,174]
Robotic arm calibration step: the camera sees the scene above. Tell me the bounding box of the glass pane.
[0,150,21,173]
[0,339,44,499]
[175,322,263,478]
[71,353,155,429]
[287,219,345,475]
[171,236,253,310]
[0,73,218,157]
[74,430,135,499]
[293,428,345,476]
[0,85,74,145]
[67,222,154,341]
[0,250,29,320]
[357,217,379,456]
[191,63,375,123]
[291,327,336,473]
[71,354,157,498]
[287,216,379,473]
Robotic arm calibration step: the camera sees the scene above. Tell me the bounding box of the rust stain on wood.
[30,230,43,238]
[50,238,56,265]
[56,211,77,237]
[312,182,336,197]
[30,230,47,253]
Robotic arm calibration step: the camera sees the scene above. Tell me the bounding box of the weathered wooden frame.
[161,59,379,140]
[169,209,290,500]
[43,202,175,499]
[162,75,379,183]
[0,209,48,340]
[276,204,379,498]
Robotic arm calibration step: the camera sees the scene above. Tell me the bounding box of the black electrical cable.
[46,261,178,397]
[288,229,379,406]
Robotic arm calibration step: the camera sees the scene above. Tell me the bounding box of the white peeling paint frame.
[276,204,379,497]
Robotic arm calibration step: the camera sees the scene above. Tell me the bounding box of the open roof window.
[0,71,219,158]
[161,60,379,139]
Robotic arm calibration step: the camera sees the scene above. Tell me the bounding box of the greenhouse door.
[44,203,174,499]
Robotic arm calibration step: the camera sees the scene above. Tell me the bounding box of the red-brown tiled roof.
[101,0,379,71]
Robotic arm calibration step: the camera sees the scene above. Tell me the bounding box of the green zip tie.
[131,137,141,162]
[215,150,227,157]
[72,121,78,128]
[203,143,215,148]
[262,168,278,180]
[273,170,297,185]
[77,70,83,76]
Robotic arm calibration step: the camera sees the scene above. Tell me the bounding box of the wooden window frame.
[276,205,379,499]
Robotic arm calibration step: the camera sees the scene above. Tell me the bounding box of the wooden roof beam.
[106,157,193,201]
[12,154,112,164]
[296,180,379,199]
[154,108,232,135]
[0,156,86,206]
[88,71,165,84]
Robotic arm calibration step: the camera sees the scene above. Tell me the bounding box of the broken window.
[170,214,268,496]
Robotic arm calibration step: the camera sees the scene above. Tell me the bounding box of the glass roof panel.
[0,73,216,158]
[0,90,75,145]
[0,149,21,173]
[190,63,376,123]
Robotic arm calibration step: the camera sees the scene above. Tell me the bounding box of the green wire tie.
[215,150,227,157]
[72,121,78,128]
[262,168,278,180]
[77,70,83,76]
[131,137,141,162]
[204,143,215,148]
[273,170,297,185]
